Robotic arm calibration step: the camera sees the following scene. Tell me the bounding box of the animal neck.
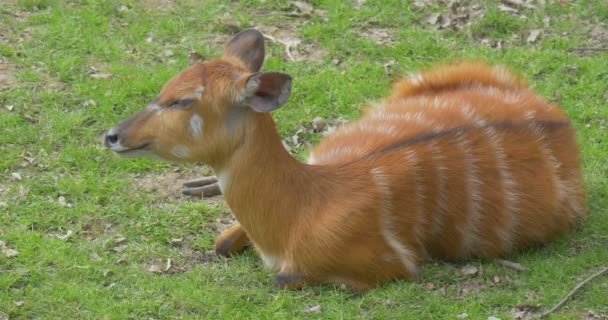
[211,111,327,253]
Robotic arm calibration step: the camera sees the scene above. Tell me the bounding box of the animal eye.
[168,99,194,108]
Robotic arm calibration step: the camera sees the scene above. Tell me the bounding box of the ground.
[0,0,607,319]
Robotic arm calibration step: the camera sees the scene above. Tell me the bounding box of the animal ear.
[241,72,292,112]
[224,29,265,72]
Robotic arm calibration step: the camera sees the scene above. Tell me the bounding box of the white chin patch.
[171,146,191,159]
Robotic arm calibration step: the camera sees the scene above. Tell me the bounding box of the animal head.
[105,29,292,166]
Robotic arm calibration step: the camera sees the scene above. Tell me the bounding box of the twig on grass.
[539,265,608,318]
[569,47,608,52]
[262,33,296,62]
[495,258,528,272]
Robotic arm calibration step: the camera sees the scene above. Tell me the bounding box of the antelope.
[105,29,586,291]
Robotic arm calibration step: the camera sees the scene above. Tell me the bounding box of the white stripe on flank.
[403,149,430,260]
[485,127,518,251]
[456,132,482,256]
[370,168,418,277]
[429,140,448,239]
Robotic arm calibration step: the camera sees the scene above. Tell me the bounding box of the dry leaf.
[90,73,111,79]
[3,248,19,257]
[457,313,468,319]
[146,264,162,273]
[15,300,25,307]
[114,236,127,244]
[303,305,322,314]
[487,317,501,320]
[188,51,205,65]
[425,13,441,25]
[498,4,519,13]
[56,229,73,240]
[291,1,313,15]
[460,264,479,276]
[0,201,7,207]
[14,268,30,275]
[170,238,183,244]
[4,104,13,111]
[424,282,435,290]
[527,29,542,43]
[58,196,67,206]
[493,275,501,284]
[164,258,172,272]
[90,252,102,261]
[11,172,22,181]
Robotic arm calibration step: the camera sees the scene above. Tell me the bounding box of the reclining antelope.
[105,29,586,290]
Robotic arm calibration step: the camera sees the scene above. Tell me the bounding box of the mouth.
[114,143,151,157]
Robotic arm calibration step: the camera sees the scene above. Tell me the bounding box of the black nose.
[105,130,120,148]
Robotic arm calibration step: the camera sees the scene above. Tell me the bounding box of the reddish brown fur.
[106,30,585,291]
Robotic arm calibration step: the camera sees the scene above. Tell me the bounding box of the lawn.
[1,0,607,319]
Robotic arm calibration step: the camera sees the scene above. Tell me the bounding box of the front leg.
[215,223,250,257]
[182,176,222,197]
[274,272,319,290]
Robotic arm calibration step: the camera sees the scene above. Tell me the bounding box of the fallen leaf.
[527,29,542,43]
[498,4,519,13]
[164,258,172,272]
[424,282,435,290]
[460,264,479,276]
[0,201,7,207]
[290,1,313,16]
[58,196,67,206]
[188,51,205,65]
[11,172,22,181]
[303,305,322,314]
[457,313,468,319]
[56,229,73,240]
[170,238,183,244]
[3,248,19,257]
[487,317,501,320]
[14,268,30,275]
[90,252,102,261]
[90,73,111,79]
[493,275,501,284]
[114,235,127,244]
[383,60,396,76]
[111,244,127,253]
[4,105,13,111]
[15,300,24,307]
[18,186,28,197]
[146,264,162,273]
[425,13,441,25]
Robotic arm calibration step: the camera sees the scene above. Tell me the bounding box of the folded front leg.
[182,176,222,197]
[215,223,250,257]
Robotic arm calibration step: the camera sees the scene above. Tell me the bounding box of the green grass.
[1,0,607,319]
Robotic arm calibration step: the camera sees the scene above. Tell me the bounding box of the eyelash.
[169,99,194,108]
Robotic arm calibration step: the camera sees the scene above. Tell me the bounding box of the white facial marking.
[190,114,204,138]
[147,103,164,115]
[171,146,190,159]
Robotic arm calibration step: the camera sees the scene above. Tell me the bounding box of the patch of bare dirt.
[144,248,217,274]
[361,28,396,46]
[588,23,608,48]
[130,165,214,201]
[257,24,328,62]
[420,0,486,32]
[213,2,329,62]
